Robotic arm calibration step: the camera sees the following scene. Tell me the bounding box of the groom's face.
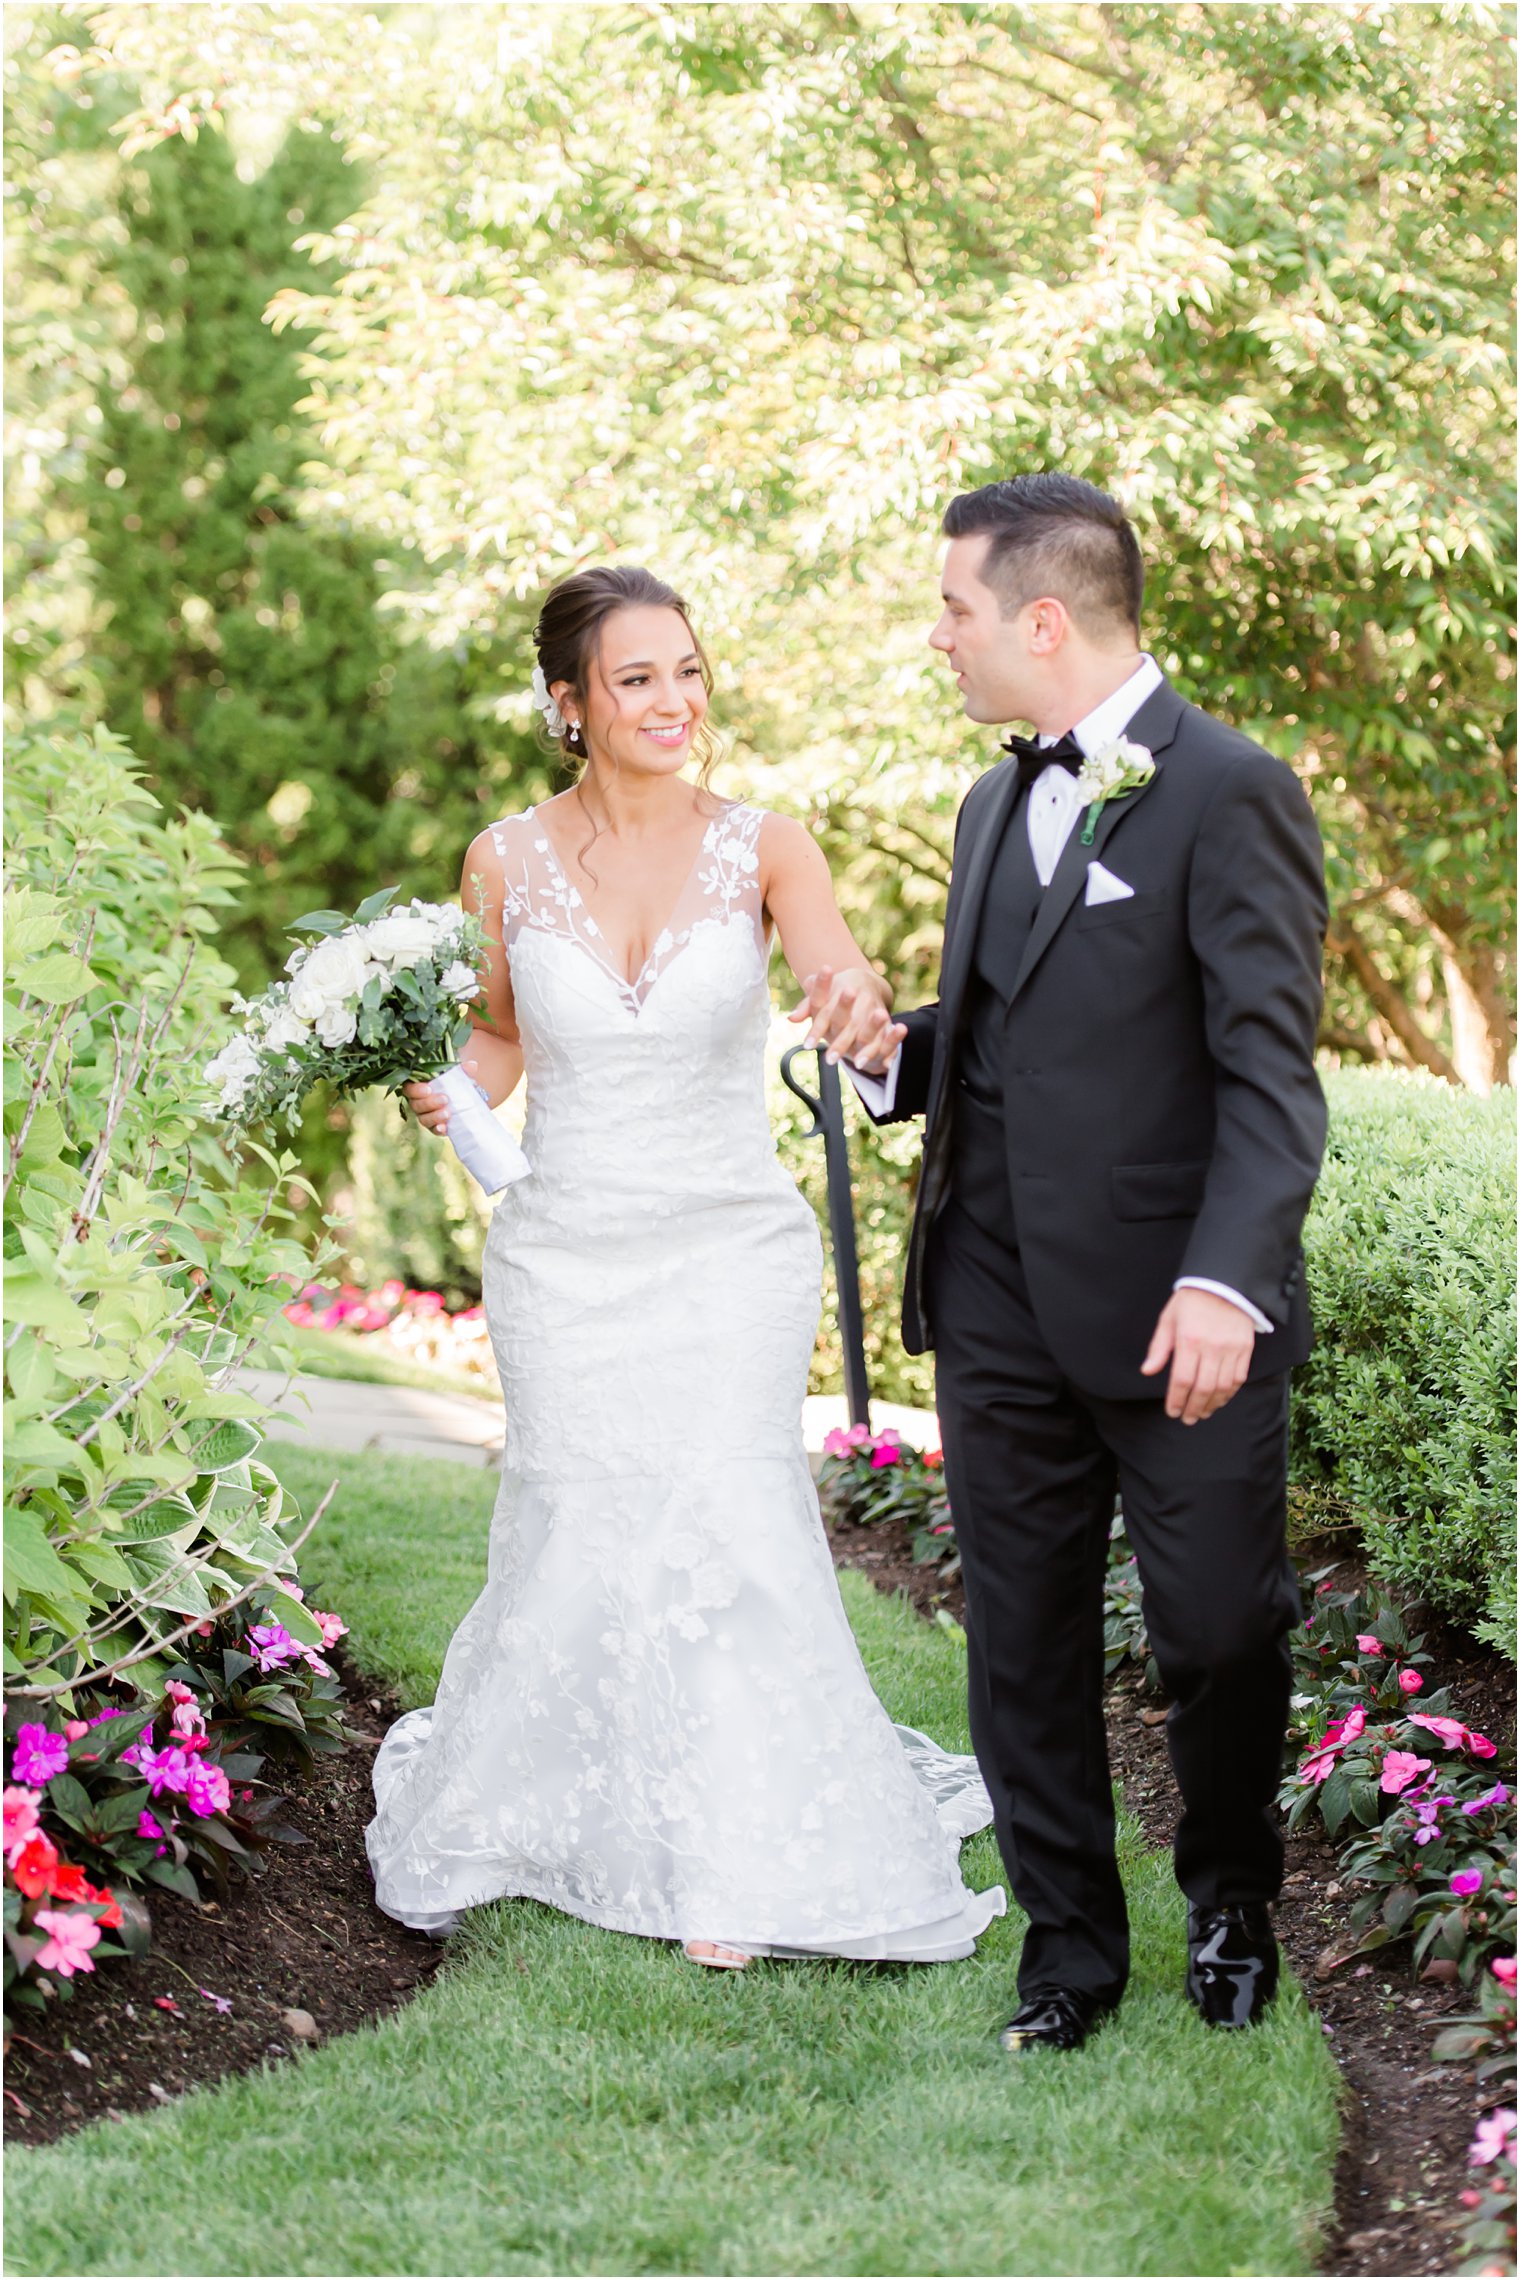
[929,535,1040,726]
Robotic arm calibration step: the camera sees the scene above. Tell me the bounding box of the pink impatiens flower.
[3,1785,44,1864]
[1379,1749,1432,1795]
[869,1439,902,1470]
[183,1760,231,1819]
[821,1428,855,1459]
[63,1719,89,1742]
[1408,1713,1499,1759]
[133,1744,193,1799]
[313,1610,349,1649]
[1491,1956,1517,1991]
[11,1723,68,1788]
[1396,1668,1423,1695]
[1355,1634,1384,1657]
[137,1809,165,1840]
[1450,1868,1485,1897]
[1300,1704,1366,1785]
[32,1906,102,1978]
[1470,2110,1517,2167]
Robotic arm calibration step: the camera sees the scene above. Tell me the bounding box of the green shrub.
[3,723,330,1708]
[1290,1069,1515,1654]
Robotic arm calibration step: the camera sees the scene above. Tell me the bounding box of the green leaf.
[2,1508,79,1603]
[108,1495,201,1543]
[1,1277,90,1333]
[287,910,349,937]
[352,886,400,923]
[13,951,100,1004]
[193,1419,263,1471]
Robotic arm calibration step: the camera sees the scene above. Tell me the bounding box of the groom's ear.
[1022,597,1071,656]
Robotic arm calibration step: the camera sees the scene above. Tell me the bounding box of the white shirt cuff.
[843,1047,901,1118]
[1174,1277,1274,1334]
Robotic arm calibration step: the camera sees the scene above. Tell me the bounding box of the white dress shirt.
[845,654,1272,1335]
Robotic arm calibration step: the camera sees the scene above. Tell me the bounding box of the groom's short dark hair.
[942,475,1143,640]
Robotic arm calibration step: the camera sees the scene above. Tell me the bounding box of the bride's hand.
[788,966,907,1073]
[403,1058,480,1137]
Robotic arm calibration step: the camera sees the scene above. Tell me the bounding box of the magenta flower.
[1470,2110,1517,2167]
[1408,1712,1499,1759]
[183,1760,231,1819]
[1379,1749,1432,1795]
[870,1440,902,1470]
[3,1785,43,1864]
[11,1724,68,1789]
[1354,1633,1383,1657]
[137,1808,165,1840]
[1463,1784,1511,1816]
[246,1622,300,1673]
[1396,1668,1423,1695]
[32,1907,102,1978]
[1491,1956,1517,1991]
[135,1744,193,1799]
[1300,1703,1366,1784]
[1450,1867,1485,1898]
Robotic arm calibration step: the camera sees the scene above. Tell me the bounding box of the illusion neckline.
[525,798,743,997]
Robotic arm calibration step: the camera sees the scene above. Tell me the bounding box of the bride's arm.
[405,830,525,1135]
[759,814,905,1075]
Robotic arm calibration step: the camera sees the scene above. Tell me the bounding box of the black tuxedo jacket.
[870,676,1329,1396]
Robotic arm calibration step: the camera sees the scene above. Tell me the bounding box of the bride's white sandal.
[682,1939,753,1970]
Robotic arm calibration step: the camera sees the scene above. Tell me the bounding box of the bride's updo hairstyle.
[532,564,722,787]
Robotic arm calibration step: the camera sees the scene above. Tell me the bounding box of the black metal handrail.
[780,1044,870,1431]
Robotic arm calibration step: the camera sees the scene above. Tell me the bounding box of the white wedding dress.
[365,800,1005,1960]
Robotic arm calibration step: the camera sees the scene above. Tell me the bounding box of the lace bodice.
[489,798,768,1017]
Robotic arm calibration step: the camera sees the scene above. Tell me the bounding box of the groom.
[803,474,1328,2049]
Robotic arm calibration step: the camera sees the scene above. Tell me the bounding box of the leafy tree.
[28,3,1520,1085]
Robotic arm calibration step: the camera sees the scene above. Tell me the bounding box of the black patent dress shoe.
[1185,1902,1280,2028]
[996,1987,1112,2054]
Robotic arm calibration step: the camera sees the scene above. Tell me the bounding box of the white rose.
[204,1034,261,1109]
[439,961,481,999]
[288,935,373,1021]
[314,1000,358,1049]
[363,911,444,969]
[262,1003,311,1053]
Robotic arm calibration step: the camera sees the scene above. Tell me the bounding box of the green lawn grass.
[4,1443,1341,2279]
[270,1320,500,1405]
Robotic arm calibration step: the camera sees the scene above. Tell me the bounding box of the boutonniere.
[1075,736,1155,845]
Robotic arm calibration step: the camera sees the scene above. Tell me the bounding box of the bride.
[364,563,1005,1969]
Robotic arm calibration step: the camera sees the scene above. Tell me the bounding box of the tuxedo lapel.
[935,758,1025,1042]
[1004,680,1186,1011]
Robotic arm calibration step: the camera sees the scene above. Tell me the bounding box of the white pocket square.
[1085,862,1136,906]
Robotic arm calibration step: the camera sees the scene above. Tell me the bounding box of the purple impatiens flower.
[11,1723,68,1788]
[246,1622,300,1673]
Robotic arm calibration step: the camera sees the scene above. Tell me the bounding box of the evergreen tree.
[77,118,542,991]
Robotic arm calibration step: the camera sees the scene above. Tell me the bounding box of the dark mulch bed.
[3,1650,443,2149]
[827,1512,1516,2280]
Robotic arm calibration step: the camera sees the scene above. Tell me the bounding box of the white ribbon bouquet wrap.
[205,887,530,1195]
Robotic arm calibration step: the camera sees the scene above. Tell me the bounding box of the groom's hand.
[788,966,907,1074]
[1141,1289,1255,1426]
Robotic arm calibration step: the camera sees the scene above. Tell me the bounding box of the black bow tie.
[1002,731,1084,796]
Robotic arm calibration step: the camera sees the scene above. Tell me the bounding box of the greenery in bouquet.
[205,887,488,1135]
[816,1427,956,1574]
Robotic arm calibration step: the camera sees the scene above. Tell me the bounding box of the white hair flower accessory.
[530,663,567,738]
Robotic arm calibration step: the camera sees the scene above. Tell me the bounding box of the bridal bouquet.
[204,888,529,1194]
